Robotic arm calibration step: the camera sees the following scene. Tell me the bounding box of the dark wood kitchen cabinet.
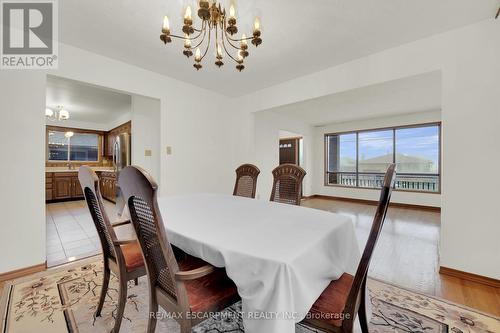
[72,177,84,198]
[99,171,117,202]
[48,172,84,201]
[45,173,53,201]
[104,121,131,157]
[46,171,114,203]
[53,174,72,199]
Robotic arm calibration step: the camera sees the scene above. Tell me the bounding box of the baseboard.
[46,197,84,204]
[0,262,47,283]
[439,266,500,288]
[306,194,441,212]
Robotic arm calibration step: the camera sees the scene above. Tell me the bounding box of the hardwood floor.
[302,197,500,317]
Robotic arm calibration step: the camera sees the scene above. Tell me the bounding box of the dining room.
[1,1,499,333]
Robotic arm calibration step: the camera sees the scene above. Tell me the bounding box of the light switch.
[166,146,172,155]
[145,149,152,157]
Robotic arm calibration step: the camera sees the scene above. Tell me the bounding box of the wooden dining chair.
[78,166,146,333]
[301,164,396,333]
[270,163,306,206]
[118,166,240,333]
[233,163,260,198]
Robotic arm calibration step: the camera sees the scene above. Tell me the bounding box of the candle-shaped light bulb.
[254,17,260,32]
[184,34,191,48]
[195,48,201,62]
[241,33,248,48]
[162,16,170,33]
[217,43,223,58]
[185,6,192,20]
[237,51,243,63]
[229,4,235,19]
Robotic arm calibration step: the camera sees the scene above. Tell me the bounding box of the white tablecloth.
[157,193,360,333]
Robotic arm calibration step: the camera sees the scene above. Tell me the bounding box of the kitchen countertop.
[46,167,115,173]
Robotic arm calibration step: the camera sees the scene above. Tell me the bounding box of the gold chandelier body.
[160,0,262,71]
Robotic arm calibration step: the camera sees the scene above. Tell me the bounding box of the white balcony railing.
[327,172,439,192]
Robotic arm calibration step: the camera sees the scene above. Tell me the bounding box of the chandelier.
[46,105,70,121]
[160,0,262,71]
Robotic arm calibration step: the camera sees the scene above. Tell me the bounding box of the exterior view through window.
[325,123,440,192]
[48,130,99,162]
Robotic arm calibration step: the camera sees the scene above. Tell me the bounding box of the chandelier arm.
[169,31,203,41]
[169,21,205,41]
[200,25,212,61]
[221,20,241,50]
[221,34,241,64]
[222,20,248,50]
[191,23,208,49]
[168,34,190,39]
[223,29,244,50]
[226,35,254,42]
[189,20,206,40]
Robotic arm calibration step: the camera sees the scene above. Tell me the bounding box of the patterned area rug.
[1,257,499,333]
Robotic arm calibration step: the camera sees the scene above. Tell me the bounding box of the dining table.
[156,193,361,333]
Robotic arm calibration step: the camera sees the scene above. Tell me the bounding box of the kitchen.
[45,75,160,266]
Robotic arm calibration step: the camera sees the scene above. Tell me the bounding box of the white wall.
[0,43,252,274]
[0,72,46,272]
[131,95,161,182]
[439,22,500,280]
[254,111,314,199]
[234,19,500,279]
[313,110,442,207]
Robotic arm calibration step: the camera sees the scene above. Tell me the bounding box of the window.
[326,133,356,186]
[48,129,100,162]
[325,123,440,193]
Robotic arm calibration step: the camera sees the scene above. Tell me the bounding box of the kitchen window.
[325,123,440,193]
[47,129,100,162]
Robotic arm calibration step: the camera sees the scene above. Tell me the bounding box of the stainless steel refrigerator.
[113,133,131,215]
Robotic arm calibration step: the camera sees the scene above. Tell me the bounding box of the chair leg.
[112,276,128,333]
[134,277,138,285]
[180,319,192,333]
[358,303,369,333]
[358,280,370,333]
[147,290,158,333]
[95,267,110,317]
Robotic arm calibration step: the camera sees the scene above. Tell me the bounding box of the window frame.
[324,122,441,194]
[46,126,104,165]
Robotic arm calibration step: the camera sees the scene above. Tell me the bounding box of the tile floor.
[46,200,122,267]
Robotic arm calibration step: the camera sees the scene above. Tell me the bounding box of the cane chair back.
[270,164,306,206]
[79,166,117,259]
[118,166,181,300]
[233,164,260,198]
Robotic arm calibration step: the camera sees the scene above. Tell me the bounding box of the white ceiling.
[267,71,441,126]
[46,75,131,124]
[58,0,498,97]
